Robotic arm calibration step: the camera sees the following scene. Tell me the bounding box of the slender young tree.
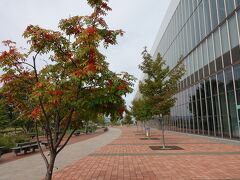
[122,112,132,125]
[138,48,185,148]
[131,98,152,133]
[0,1,135,179]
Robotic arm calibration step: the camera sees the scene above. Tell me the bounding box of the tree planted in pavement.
[138,48,184,148]
[131,98,152,133]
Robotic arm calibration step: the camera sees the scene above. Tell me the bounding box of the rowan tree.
[0,0,135,179]
[138,48,184,148]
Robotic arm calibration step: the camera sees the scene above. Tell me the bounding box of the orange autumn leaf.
[36,82,44,88]
[86,63,96,72]
[31,107,41,119]
[49,90,64,96]
[86,27,96,36]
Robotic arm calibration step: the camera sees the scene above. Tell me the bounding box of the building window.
[196,84,203,134]
[229,15,240,63]
[225,68,239,138]
[229,15,239,49]
[203,40,209,66]
[191,16,196,49]
[234,65,240,123]
[189,0,194,15]
[217,72,230,137]
[200,81,208,134]
[185,0,190,19]
[236,0,240,7]
[234,64,240,90]
[208,35,215,63]
[186,57,190,76]
[210,0,218,29]
[199,2,205,40]
[198,45,203,70]
[217,0,226,23]
[203,0,212,34]
[187,21,191,52]
[189,53,193,75]
[194,50,198,73]
[226,0,235,16]
[214,29,221,58]
[220,22,230,54]
[193,0,198,10]
[195,9,200,44]
[211,75,222,136]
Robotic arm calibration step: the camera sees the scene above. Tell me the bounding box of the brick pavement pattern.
[53,127,240,180]
[0,128,120,180]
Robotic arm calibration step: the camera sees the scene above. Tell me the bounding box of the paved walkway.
[0,130,104,164]
[0,128,121,180]
[53,127,240,180]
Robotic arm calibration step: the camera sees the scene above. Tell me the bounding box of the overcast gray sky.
[0,0,170,108]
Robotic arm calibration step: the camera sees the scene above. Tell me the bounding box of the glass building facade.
[155,0,240,139]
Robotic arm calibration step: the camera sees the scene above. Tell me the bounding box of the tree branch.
[20,61,35,69]
[55,109,74,148]
[32,51,54,151]
[32,52,39,82]
[39,97,54,152]
[56,128,76,154]
[35,122,49,168]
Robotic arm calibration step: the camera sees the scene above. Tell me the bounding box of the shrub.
[0,135,15,148]
[14,134,30,143]
[87,125,97,133]
[0,134,30,148]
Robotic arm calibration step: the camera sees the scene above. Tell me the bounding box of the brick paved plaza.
[53,127,240,180]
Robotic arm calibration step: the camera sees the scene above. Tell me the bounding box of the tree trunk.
[161,119,166,148]
[159,117,166,149]
[85,122,88,134]
[45,153,56,180]
[137,121,138,132]
[143,121,145,134]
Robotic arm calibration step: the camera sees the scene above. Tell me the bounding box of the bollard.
[145,127,150,137]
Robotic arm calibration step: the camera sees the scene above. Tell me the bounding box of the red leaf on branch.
[89,48,95,63]
[0,51,8,61]
[107,80,113,87]
[73,69,83,77]
[0,73,15,83]
[86,27,96,36]
[44,33,54,41]
[36,82,44,88]
[86,62,96,72]
[31,107,41,119]
[49,90,64,96]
